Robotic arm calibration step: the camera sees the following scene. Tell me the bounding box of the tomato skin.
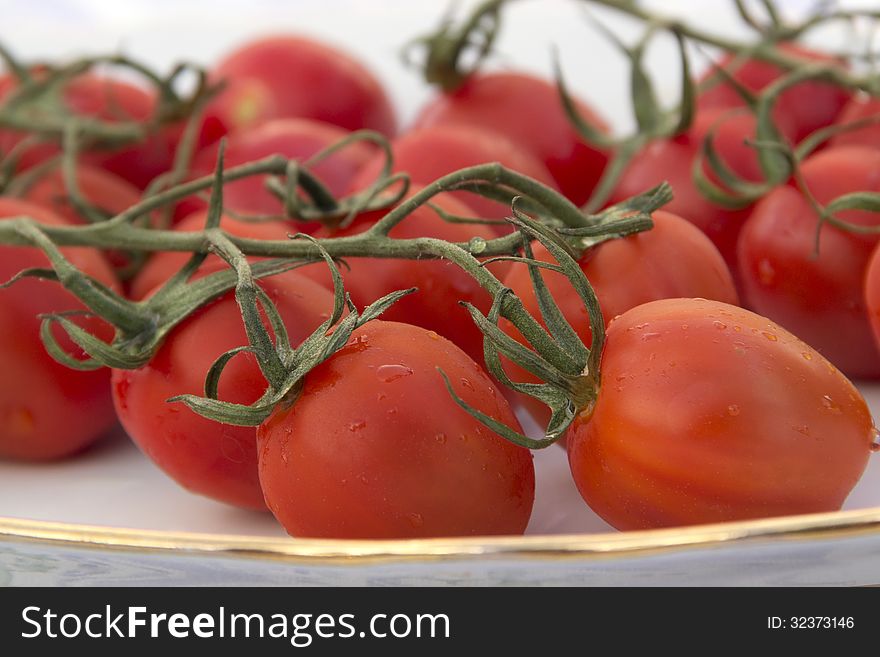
[611,108,793,280]
[500,210,739,426]
[738,146,880,378]
[305,188,499,365]
[0,199,119,460]
[415,72,609,206]
[112,272,334,509]
[257,320,534,538]
[207,35,396,138]
[568,298,874,530]
[830,93,880,150]
[129,209,294,300]
[349,124,558,230]
[21,164,141,223]
[865,243,880,348]
[697,44,850,143]
[188,118,375,221]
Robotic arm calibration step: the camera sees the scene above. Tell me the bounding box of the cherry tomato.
[567,298,874,530]
[20,164,141,224]
[257,320,535,538]
[113,271,335,509]
[501,210,739,426]
[129,209,294,301]
[349,124,558,231]
[697,44,850,143]
[738,145,880,378]
[830,93,880,150]
[0,72,177,189]
[610,108,794,281]
[206,35,396,139]
[415,72,609,206]
[305,187,499,365]
[0,198,119,460]
[865,242,880,349]
[187,118,375,222]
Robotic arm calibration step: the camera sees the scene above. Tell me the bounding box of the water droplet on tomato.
[733,325,742,332]
[713,320,727,330]
[641,332,661,341]
[822,395,842,414]
[870,428,880,452]
[727,404,740,416]
[802,352,813,361]
[793,424,811,437]
[460,377,474,390]
[758,259,776,285]
[376,392,387,401]
[358,473,370,485]
[762,331,778,342]
[406,512,424,528]
[376,364,413,383]
[426,330,440,340]
[348,420,366,432]
[387,407,398,417]
[680,324,689,330]
[435,433,447,445]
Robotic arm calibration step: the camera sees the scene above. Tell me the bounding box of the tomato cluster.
[0,14,877,541]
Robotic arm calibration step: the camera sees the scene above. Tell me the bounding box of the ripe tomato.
[304,187,499,365]
[830,93,880,150]
[349,124,558,231]
[610,107,794,281]
[0,71,179,189]
[500,210,739,426]
[187,118,375,222]
[414,72,609,206]
[738,145,880,378]
[567,298,874,530]
[697,44,850,143]
[20,164,141,225]
[206,35,396,139]
[113,271,335,509]
[257,320,535,538]
[129,209,293,300]
[0,198,119,460]
[865,242,880,349]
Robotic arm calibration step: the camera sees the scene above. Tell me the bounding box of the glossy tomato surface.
[501,210,739,425]
[113,272,334,509]
[257,320,535,538]
[830,93,880,150]
[206,35,396,138]
[305,188,498,365]
[188,117,374,221]
[738,145,880,378]
[349,124,558,230]
[567,298,874,530]
[697,43,850,143]
[0,199,119,460]
[415,72,609,206]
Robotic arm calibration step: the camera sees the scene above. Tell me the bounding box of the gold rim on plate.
[2,506,880,565]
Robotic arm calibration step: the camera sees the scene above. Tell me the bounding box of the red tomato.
[738,145,880,378]
[129,209,294,301]
[113,271,335,509]
[610,108,793,281]
[257,320,535,538]
[567,298,874,530]
[698,44,850,143]
[415,72,609,206]
[865,243,880,348]
[303,188,499,365]
[500,210,739,426]
[206,35,396,139]
[21,164,141,225]
[187,118,375,221]
[350,124,558,231]
[830,93,880,150]
[0,71,177,189]
[0,198,119,460]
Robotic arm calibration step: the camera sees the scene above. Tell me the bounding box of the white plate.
[1,0,879,586]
